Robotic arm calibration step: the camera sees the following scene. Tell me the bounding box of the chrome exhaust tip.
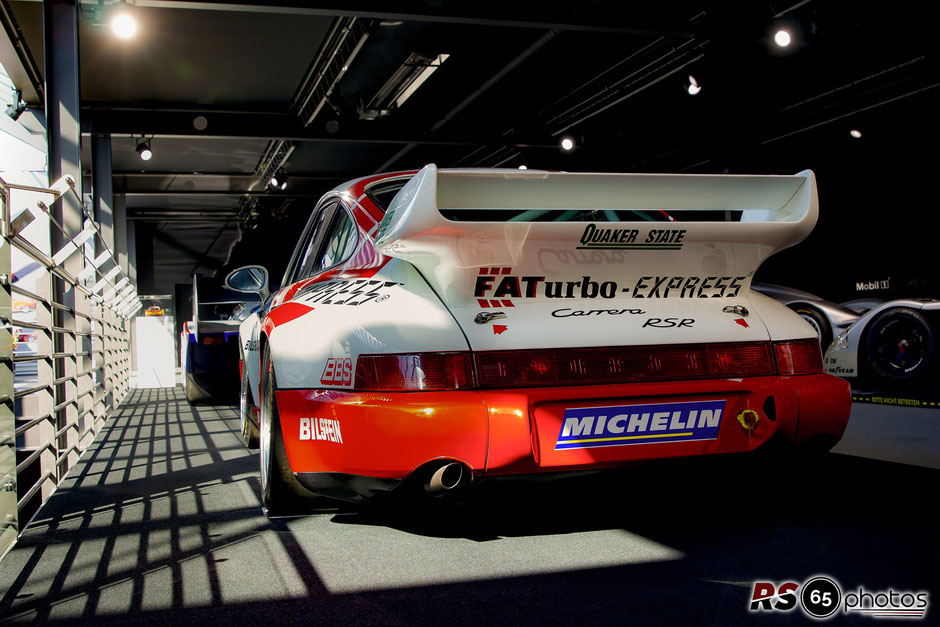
[425,462,466,493]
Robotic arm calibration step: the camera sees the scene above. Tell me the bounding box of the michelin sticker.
[555,399,726,450]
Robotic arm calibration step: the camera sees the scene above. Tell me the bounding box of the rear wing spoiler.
[374,164,817,269]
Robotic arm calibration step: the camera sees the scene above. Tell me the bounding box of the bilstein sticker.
[555,399,726,450]
[299,417,343,443]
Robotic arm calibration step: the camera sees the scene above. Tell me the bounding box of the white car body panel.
[267,260,470,390]
[240,313,263,406]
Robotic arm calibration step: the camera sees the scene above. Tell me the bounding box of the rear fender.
[265,259,470,391]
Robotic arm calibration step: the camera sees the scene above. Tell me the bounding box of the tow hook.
[736,409,760,431]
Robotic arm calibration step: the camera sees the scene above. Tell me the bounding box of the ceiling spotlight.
[686,75,702,96]
[560,136,576,152]
[518,165,528,170]
[268,170,288,191]
[774,29,792,47]
[136,138,153,161]
[5,88,26,121]
[111,7,137,39]
[849,129,862,139]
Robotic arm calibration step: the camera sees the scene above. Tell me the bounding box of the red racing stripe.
[263,302,315,336]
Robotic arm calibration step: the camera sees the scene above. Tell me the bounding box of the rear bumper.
[275,373,850,500]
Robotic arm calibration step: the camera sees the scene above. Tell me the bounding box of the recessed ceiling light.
[849,129,862,139]
[687,75,701,95]
[774,29,791,47]
[518,165,528,170]
[560,137,575,152]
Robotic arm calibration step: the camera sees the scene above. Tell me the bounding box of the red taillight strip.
[351,341,822,392]
[474,342,777,389]
[355,352,474,391]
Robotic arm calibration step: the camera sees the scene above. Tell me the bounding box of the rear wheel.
[788,304,832,350]
[239,358,259,448]
[864,308,935,382]
[259,343,312,515]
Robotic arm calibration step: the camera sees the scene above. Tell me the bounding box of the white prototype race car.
[226,164,851,514]
[824,300,937,383]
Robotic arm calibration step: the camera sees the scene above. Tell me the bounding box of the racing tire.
[788,304,832,350]
[863,308,935,383]
[239,359,259,448]
[184,372,211,404]
[259,343,313,515]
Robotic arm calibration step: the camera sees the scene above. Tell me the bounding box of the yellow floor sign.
[852,394,940,408]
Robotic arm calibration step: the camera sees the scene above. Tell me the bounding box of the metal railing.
[1,175,139,558]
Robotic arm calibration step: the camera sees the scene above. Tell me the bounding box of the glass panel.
[294,202,337,281]
[317,209,359,272]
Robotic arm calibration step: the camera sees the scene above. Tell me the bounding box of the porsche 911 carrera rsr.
[226,165,852,514]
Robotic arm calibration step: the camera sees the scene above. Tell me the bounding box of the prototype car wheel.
[259,343,312,515]
[239,359,259,448]
[788,304,833,350]
[864,308,935,382]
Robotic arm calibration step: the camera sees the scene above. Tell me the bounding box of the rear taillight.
[354,352,473,391]
[707,343,776,377]
[475,342,776,388]
[774,339,824,375]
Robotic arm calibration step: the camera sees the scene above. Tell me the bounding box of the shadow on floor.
[1,388,937,625]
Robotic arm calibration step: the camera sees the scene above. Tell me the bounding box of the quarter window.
[291,201,337,282]
[317,209,359,272]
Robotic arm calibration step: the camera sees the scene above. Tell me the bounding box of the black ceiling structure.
[3,0,940,298]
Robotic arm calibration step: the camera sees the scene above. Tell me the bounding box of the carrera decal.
[296,278,400,306]
[555,399,726,450]
[578,223,687,250]
[474,268,745,306]
[552,308,645,317]
[299,417,344,444]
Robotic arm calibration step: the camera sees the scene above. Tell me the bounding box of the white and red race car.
[226,164,851,514]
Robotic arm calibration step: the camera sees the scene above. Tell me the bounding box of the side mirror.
[224,265,270,299]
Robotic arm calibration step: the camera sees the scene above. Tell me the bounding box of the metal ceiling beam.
[0,0,43,103]
[84,108,554,147]
[124,1,696,37]
[125,191,319,198]
[113,171,350,179]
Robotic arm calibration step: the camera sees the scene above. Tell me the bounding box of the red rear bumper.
[275,373,850,494]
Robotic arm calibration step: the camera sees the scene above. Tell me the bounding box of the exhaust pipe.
[425,462,466,493]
